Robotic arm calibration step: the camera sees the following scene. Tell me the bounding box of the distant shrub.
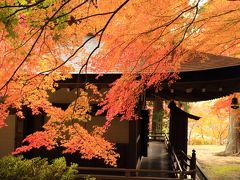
[190,138,212,145]
[0,156,78,180]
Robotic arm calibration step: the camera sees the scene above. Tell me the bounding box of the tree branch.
[0,0,72,91]
[0,0,45,9]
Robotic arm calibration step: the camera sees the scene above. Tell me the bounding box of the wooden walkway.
[75,139,202,179]
[139,140,175,178]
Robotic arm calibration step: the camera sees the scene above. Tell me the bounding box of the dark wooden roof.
[59,53,240,102]
[151,53,240,101]
[158,58,240,102]
[154,64,240,102]
[180,53,240,72]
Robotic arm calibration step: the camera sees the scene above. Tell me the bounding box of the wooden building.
[0,53,240,169]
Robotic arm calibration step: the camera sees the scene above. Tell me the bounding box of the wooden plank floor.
[139,141,175,178]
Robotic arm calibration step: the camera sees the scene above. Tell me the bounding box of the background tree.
[213,95,240,155]
[189,101,228,145]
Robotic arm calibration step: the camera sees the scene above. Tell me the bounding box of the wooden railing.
[76,167,181,180]
[156,133,198,179]
[75,133,207,180]
[180,150,197,179]
[164,133,208,180]
[148,132,167,141]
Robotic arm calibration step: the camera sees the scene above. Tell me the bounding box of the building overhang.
[151,64,240,102]
[57,53,240,102]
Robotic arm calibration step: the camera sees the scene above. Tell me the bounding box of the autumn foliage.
[188,100,229,145]
[1,0,240,165]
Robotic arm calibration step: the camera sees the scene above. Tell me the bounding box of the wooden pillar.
[128,120,137,168]
[168,101,200,155]
[140,110,149,157]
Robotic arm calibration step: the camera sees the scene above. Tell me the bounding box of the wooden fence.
[75,133,207,180]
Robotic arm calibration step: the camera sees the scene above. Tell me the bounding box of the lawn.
[188,145,240,180]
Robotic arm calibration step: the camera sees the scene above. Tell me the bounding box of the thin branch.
[54,11,115,28]
[27,0,130,83]
[130,27,168,73]
[0,0,72,91]
[141,4,198,35]
[72,0,130,118]
[74,11,114,22]
[196,8,240,24]
[53,0,88,20]
[5,0,47,19]
[116,3,200,73]
[0,0,45,9]
[142,0,200,74]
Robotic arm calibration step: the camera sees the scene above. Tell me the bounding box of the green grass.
[212,165,240,175]
[204,165,240,180]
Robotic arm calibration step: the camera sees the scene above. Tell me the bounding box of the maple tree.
[188,101,228,145]
[1,0,240,165]
[212,95,240,155]
[189,96,240,155]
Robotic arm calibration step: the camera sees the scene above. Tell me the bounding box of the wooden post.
[190,149,196,180]
[168,101,200,156]
[179,171,184,180]
[125,170,130,178]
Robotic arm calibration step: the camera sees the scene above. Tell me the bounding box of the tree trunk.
[188,122,196,145]
[152,99,163,133]
[224,108,240,155]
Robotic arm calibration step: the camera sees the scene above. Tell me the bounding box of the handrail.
[78,166,179,174]
[76,166,181,180]
[180,151,191,168]
[149,132,208,180]
[181,159,190,168]
[148,132,167,141]
[164,134,182,171]
[76,133,199,180]
[163,133,198,179]
[76,174,182,180]
[181,151,192,161]
[171,148,183,172]
[164,133,183,178]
